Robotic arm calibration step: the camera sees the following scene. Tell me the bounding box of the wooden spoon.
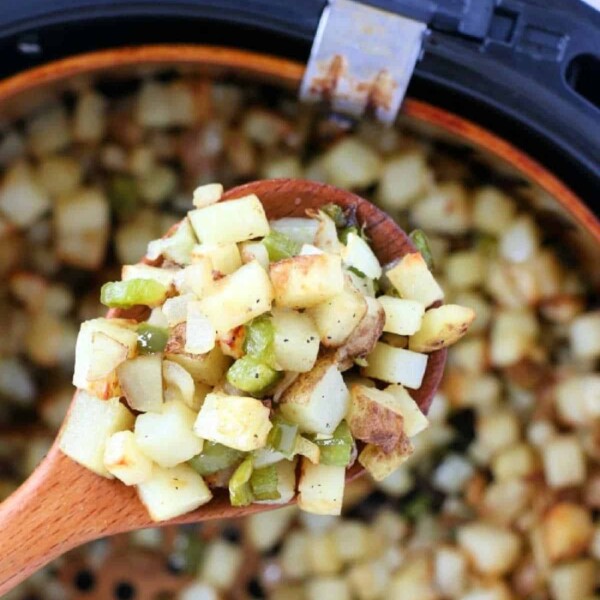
[0,179,446,595]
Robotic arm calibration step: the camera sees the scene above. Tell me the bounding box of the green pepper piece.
[188,442,244,476]
[320,203,347,228]
[229,456,254,507]
[313,421,354,467]
[100,278,168,309]
[347,265,367,279]
[136,323,169,355]
[263,230,301,262]
[267,415,299,458]
[244,315,276,366]
[250,464,280,501]
[108,174,139,221]
[226,355,282,395]
[339,225,360,245]
[409,229,435,271]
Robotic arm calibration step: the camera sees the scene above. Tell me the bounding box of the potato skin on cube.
[362,342,428,389]
[137,463,212,522]
[199,260,273,334]
[409,304,475,352]
[298,459,345,515]
[269,253,345,309]
[188,194,269,244]
[194,392,272,451]
[59,391,134,477]
[387,252,444,307]
[358,437,413,481]
[279,356,350,435]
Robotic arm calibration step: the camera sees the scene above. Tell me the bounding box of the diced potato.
[73,318,138,398]
[272,308,320,373]
[347,385,405,452]
[385,555,438,600]
[386,253,444,307]
[569,311,600,359]
[499,215,539,263]
[362,342,428,390]
[134,400,203,468]
[189,194,269,244]
[104,430,153,485]
[445,250,486,290]
[541,435,587,488]
[378,151,430,211]
[378,296,424,336]
[331,520,372,564]
[193,392,272,451]
[491,442,539,481]
[434,546,467,598]
[59,391,134,477]
[453,291,491,335]
[55,187,109,270]
[457,522,521,575]
[476,409,520,457]
[410,182,471,234]
[342,232,382,279]
[280,357,350,435]
[247,505,298,551]
[163,294,195,327]
[542,502,594,563]
[185,301,216,355]
[192,183,223,208]
[145,218,197,266]
[199,261,273,334]
[270,217,319,246]
[555,374,600,425]
[0,162,50,228]
[432,453,474,494]
[191,241,241,275]
[199,539,243,590]
[358,440,412,481]
[376,465,414,497]
[117,354,163,412]
[472,186,516,235]
[73,90,106,142]
[179,583,219,600]
[261,155,303,179]
[174,260,214,299]
[165,348,231,386]
[298,460,345,515]
[346,268,376,298]
[295,436,321,464]
[239,241,269,269]
[308,283,367,347]
[313,210,342,254]
[322,137,382,189]
[137,463,212,522]
[162,359,196,407]
[281,531,310,579]
[121,264,177,289]
[37,155,82,197]
[269,253,345,309]
[549,559,597,600]
[348,560,390,600]
[306,577,350,600]
[448,336,488,374]
[489,309,538,367]
[409,304,475,352]
[26,105,71,156]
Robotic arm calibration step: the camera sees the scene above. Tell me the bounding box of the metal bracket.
[300,0,426,124]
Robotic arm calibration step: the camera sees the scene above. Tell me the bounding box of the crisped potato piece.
[358,437,413,481]
[137,463,212,522]
[189,194,269,244]
[59,391,134,477]
[191,241,241,275]
[269,253,344,309]
[298,459,345,515]
[409,304,475,352]
[386,252,444,307]
[280,356,350,435]
[347,385,405,452]
[384,384,429,436]
[308,282,367,347]
[104,430,153,485]
[199,260,273,334]
[194,392,272,451]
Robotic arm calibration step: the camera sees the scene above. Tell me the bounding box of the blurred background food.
[0,72,598,600]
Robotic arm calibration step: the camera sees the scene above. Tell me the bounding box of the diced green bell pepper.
[101,278,168,309]
[188,442,244,476]
[244,315,276,366]
[250,464,280,501]
[263,230,301,262]
[321,203,347,228]
[312,421,354,467]
[229,456,254,507]
[409,229,435,270]
[227,355,281,395]
[136,323,169,355]
[267,415,299,458]
[339,225,360,245]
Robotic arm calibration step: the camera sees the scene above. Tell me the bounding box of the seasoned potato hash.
[59,187,473,521]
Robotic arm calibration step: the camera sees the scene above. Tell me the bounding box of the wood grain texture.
[0,179,445,595]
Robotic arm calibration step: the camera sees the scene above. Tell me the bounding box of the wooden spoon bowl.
[0,179,446,595]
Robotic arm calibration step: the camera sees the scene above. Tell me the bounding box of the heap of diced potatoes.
[59,184,474,521]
